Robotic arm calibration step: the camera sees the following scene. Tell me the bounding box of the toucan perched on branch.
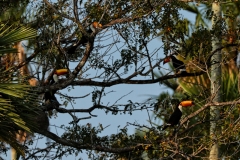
[52,69,69,83]
[162,100,194,130]
[44,69,69,108]
[163,55,186,73]
[65,22,102,54]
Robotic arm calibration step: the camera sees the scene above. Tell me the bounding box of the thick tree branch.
[37,43,236,93]
[71,71,205,86]
[13,51,39,72]
[37,71,204,94]
[180,100,240,125]
[73,0,80,23]
[36,130,141,153]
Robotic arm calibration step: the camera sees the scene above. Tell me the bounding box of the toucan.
[52,69,69,83]
[44,69,69,107]
[163,55,186,73]
[66,22,102,54]
[162,100,194,130]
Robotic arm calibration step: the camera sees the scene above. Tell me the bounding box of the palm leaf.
[0,81,40,157]
[222,69,239,101]
[0,24,38,157]
[0,26,36,45]
[0,48,17,54]
[184,4,209,27]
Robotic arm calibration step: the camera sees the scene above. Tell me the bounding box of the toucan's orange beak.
[55,69,68,76]
[92,22,102,28]
[163,56,171,64]
[180,100,194,107]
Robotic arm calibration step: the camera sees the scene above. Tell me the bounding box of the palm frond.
[222,69,239,101]
[184,4,209,27]
[0,81,40,157]
[0,48,17,54]
[0,26,36,45]
[0,24,38,156]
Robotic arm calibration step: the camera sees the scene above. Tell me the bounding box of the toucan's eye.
[163,57,171,64]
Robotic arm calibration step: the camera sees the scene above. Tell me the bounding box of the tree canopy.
[0,0,240,159]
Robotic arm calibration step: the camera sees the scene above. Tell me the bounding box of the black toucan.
[44,78,58,108]
[163,55,186,73]
[162,100,194,130]
[66,22,102,54]
[44,69,69,108]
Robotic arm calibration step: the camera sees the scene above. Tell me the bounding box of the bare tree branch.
[71,71,205,87]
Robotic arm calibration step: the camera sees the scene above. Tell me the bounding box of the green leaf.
[0,26,36,45]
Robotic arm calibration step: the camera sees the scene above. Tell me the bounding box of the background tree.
[151,1,240,159]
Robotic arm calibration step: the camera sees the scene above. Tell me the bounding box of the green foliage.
[149,1,240,158]
[0,81,40,156]
[0,25,36,46]
[0,0,29,23]
[0,10,38,157]
[221,69,240,102]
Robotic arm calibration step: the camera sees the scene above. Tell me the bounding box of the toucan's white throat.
[90,24,95,32]
[53,74,59,83]
[178,104,183,112]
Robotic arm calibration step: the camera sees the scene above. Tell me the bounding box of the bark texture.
[209,1,221,160]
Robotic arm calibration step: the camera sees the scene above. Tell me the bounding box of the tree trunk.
[209,1,221,160]
[11,42,38,160]
[11,147,17,160]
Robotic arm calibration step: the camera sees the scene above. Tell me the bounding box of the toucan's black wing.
[162,107,182,130]
[44,91,57,102]
[66,37,88,54]
[167,108,182,126]
[170,56,186,71]
[66,27,94,54]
